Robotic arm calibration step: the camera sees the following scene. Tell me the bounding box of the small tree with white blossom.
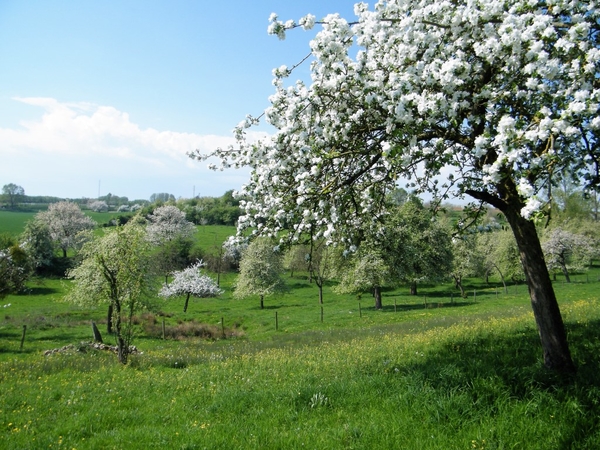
[542,228,593,283]
[234,238,286,309]
[36,201,96,258]
[159,260,223,312]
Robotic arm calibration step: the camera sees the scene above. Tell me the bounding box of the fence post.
[275,311,279,331]
[320,306,324,323]
[221,317,225,338]
[20,325,27,351]
[162,319,166,340]
[394,298,397,312]
[359,303,362,318]
[474,289,476,301]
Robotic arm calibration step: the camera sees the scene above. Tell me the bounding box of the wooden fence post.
[275,311,278,331]
[20,325,26,351]
[320,306,324,323]
[162,319,166,340]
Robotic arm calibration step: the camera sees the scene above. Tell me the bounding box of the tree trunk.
[504,208,575,372]
[410,281,417,296]
[107,303,113,334]
[374,286,382,309]
[183,292,191,312]
[316,278,324,305]
[454,276,466,298]
[260,295,264,309]
[560,263,571,283]
[114,300,127,364]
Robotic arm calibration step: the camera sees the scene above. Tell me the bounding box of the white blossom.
[159,260,222,302]
[146,205,196,245]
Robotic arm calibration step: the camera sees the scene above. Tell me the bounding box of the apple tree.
[193,0,600,372]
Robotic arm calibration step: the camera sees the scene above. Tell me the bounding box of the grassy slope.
[1,211,599,448]
[1,273,599,449]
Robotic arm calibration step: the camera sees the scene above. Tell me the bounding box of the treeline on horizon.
[0,187,242,227]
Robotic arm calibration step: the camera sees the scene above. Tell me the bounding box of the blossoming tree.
[146,205,196,245]
[542,228,593,282]
[159,260,223,312]
[146,205,197,282]
[234,238,286,309]
[36,201,96,258]
[192,0,600,372]
[66,224,153,364]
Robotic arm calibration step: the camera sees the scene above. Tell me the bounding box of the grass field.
[0,210,37,236]
[1,210,599,448]
[1,268,599,449]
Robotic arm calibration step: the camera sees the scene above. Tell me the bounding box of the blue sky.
[0,0,357,201]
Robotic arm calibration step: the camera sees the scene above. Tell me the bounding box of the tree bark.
[107,303,113,334]
[454,276,466,298]
[374,286,382,309]
[559,261,571,283]
[503,207,575,372]
[114,300,127,364]
[316,278,324,305]
[410,281,418,296]
[183,292,191,313]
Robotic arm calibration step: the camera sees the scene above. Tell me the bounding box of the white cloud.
[5,97,230,162]
[0,98,259,199]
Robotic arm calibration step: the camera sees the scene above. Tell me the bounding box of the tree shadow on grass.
[16,286,59,296]
[388,319,600,449]
[288,282,314,290]
[378,301,474,312]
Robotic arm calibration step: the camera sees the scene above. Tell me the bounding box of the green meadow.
[1,210,599,448]
[1,270,599,449]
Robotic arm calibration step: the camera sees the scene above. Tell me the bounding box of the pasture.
[1,209,599,448]
[1,270,599,448]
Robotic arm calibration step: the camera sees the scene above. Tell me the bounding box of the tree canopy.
[234,238,286,309]
[146,205,196,245]
[1,183,25,209]
[66,224,153,364]
[159,260,223,312]
[193,0,600,372]
[36,201,96,258]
